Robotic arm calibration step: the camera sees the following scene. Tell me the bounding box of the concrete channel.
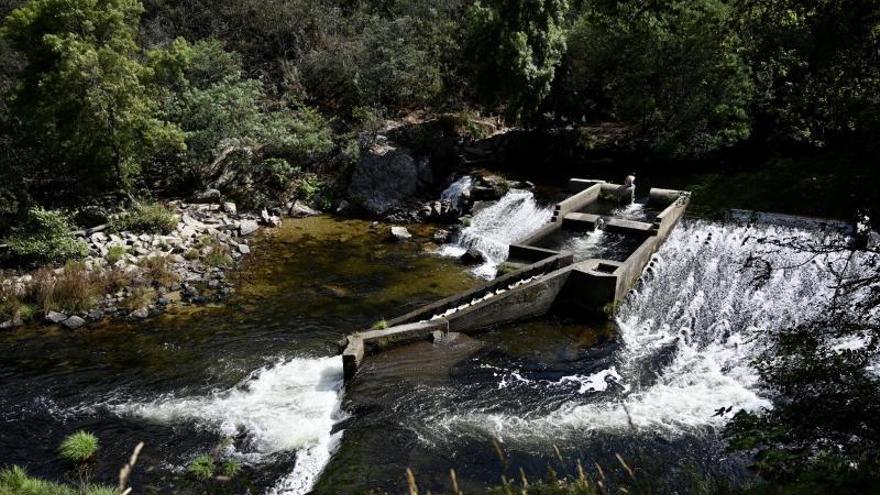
[342,178,690,379]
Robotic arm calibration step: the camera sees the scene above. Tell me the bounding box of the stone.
[87,309,104,321]
[45,311,68,324]
[222,202,237,215]
[61,315,86,330]
[193,188,222,203]
[389,226,412,241]
[239,220,259,236]
[130,308,149,319]
[289,201,320,218]
[237,243,251,255]
[0,317,23,329]
[90,231,107,244]
[460,248,486,265]
[346,148,419,216]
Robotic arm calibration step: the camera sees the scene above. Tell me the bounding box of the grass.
[372,319,389,329]
[30,262,103,313]
[57,431,98,463]
[138,255,179,288]
[121,286,156,312]
[204,245,232,268]
[188,454,216,480]
[0,466,114,495]
[110,201,178,235]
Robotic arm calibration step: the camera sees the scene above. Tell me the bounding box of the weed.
[58,431,99,462]
[184,248,200,260]
[219,459,241,478]
[204,244,232,268]
[0,465,115,495]
[372,319,389,329]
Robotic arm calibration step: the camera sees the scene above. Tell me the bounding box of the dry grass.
[138,255,179,288]
[0,280,22,321]
[121,286,156,311]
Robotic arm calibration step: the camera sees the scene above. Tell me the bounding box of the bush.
[138,255,178,288]
[30,262,103,313]
[106,245,128,265]
[121,286,156,312]
[5,208,88,265]
[57,431,99,463]
[111,202,178,234]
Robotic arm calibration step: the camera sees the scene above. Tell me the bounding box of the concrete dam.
[341,178,691,379]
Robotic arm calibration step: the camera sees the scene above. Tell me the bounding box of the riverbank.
[0,200,321,330]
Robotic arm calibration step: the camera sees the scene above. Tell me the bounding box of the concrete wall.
[387,253,574,327]
[553,182,603,221]
[343,319,449,379]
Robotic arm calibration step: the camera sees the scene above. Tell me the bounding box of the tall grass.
[58,431,99,462]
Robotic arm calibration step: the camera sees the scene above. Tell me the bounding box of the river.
[1,192,869,494]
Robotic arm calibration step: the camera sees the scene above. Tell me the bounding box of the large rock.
[288,201,320,218]
[347,148,419,216]
[238,220,259,236]
[45,311,68,324]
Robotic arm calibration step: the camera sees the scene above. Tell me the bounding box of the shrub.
[5,208,88,265]
[58,431,98,462]
[0,280,22,321]
[219,459,241,478]
[188,454,215,480]
[111,202,178,234]
[204,246,232,268]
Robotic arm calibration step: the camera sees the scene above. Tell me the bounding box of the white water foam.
[440,189,553,279]
[435,219,872,442]
[116,356,345,495]
[440,176,474,209]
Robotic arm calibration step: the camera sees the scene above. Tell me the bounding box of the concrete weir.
[342,179,690,379]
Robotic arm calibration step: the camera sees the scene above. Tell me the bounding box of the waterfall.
[440,189,553,279]
[116,356,345,495]
[436,219,876,442]
[440,176,474,209]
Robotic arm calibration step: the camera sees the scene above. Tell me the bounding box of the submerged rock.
[288,201,320,218]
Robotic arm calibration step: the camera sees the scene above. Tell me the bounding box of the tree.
[465,0,569,123]
[557,0,753,156]
[1,0,184,195]
[726,236,880,491]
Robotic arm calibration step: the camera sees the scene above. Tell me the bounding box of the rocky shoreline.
[0,200,320,330]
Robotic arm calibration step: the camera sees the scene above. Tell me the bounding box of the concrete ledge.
[562,212,655,235]
[343,319,449,378]
[554,182,602,220]
[568,178,606,192]
[508,243,564,263]
[387,252,574,327]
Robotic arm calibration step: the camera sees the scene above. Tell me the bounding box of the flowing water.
[2,210,874,494]
[440,190,554,278]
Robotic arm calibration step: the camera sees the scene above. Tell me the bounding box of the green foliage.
[106,245,128,265]
[57,431,99,462]
[0,466,115,495]
[1,0,185,192]
[219,459,241,478]
[466,0,569,123]
[110,201,178,234]
[146,37,333,206]
[5,208,88,265]
[560,0,753,155]
[188,454,216,480]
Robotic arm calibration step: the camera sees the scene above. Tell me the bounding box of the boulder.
[222,202,237,215]
[61,315,86,330]
[192,188,222,203]
[237,243,251,254]
[288,201,320,218]
[433,229,452,243]
[130,308,149,319]
[239,220,259,236]
[347,148,419,216]
[0,317,22,329]
[460,248,486,265]
[389,226,413,241]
